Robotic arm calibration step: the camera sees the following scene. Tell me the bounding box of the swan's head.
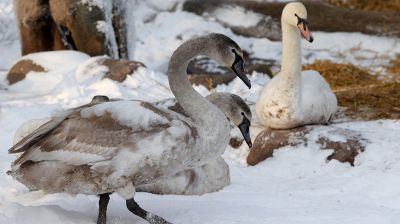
[206,93,253,148]
[207,33,251,89]
[282,2,313,43]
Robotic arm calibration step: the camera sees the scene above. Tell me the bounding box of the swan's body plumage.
[10,100,222,198]
[256,2,337,129]
[12,92,252,196]
[257,70,337,129]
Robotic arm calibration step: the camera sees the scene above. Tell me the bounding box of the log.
[183,0,400,39]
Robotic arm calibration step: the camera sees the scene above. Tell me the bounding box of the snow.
[1,0,400,223]
[80,101,169,129]
[211,5,264,28]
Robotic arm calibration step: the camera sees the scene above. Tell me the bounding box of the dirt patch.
[326,0,400,13]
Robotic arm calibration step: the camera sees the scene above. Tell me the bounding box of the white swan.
[8,33,251,224]
[256,2,337,129]
[12,93,252,196]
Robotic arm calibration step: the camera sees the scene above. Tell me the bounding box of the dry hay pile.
[387,54,400,81]
[303,60,381,90]
[326,0,400,13]
[304,60,400,120]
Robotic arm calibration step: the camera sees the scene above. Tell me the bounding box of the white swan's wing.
[301,70,338,121]
[12,101,196,167]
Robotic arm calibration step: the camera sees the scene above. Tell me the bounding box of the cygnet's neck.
[168,37,225,128]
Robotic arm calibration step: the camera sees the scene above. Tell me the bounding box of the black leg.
[326,114,333,125]
[126,198,172,224]
[97,193,111,224]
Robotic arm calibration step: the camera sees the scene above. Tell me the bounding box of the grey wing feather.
[9,95,111,154]
[8,110,71,154]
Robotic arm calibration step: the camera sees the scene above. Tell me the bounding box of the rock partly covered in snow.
[7,59,46,84]
[247,125,366,166]
[188,53,274,90]
[6,51,145,85]
[97,57,146,82]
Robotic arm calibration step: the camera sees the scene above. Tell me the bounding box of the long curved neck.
[281,19,302,80]
[168,37,220,125]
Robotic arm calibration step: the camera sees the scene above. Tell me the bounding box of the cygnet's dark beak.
[231,52,251,89]
[238,115,252,148]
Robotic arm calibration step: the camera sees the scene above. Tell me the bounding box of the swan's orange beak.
[298,22,313,43]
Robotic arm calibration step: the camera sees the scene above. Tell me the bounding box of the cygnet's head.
[206,93,252,148]
[281,2,313,42]
[206,33,251,89]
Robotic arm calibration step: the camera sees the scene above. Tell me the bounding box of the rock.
[15,0,129,58]
[247,125,366,166]
[247,127,307,166]
[50,0,114,57]
[97,58,145,82]
[6,56,145,85]
[6,59,46,85]
[229,137,244,149]
[187,58,235,89]
[15,0,58,55]
[187,53,274,90]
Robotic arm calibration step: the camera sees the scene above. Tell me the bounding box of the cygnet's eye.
[241,112,245,117]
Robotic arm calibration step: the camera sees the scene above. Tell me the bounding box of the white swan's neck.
[281,20,302,80]
[168,37,224,127]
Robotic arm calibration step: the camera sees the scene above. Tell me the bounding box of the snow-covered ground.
[1,1,400,223]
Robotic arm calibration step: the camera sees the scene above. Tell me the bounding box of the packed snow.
[1,0,400,224]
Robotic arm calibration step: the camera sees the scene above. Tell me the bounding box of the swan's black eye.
[232,49,236,53]
[241,112,245,116]
[295,13,308,25]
